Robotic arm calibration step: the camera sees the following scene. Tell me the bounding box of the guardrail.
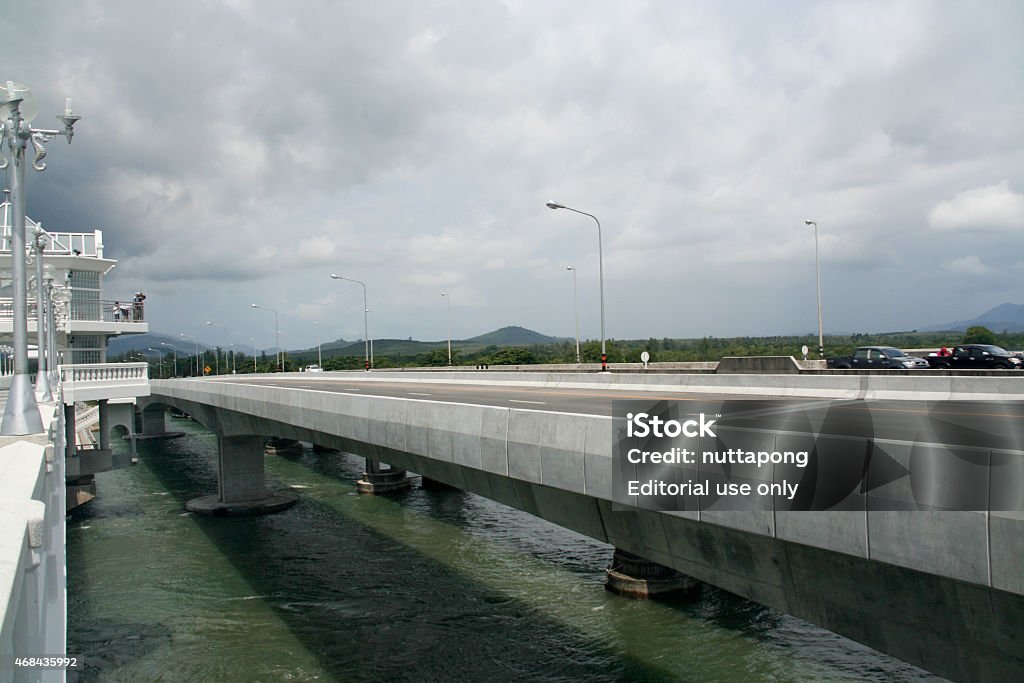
[60,362,151,404]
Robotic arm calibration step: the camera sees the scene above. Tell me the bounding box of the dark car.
[829,346,930,370]
[926,344,1023,369]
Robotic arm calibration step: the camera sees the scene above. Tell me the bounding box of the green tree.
[963,325,995,344]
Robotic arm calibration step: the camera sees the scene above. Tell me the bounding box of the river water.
[67,418,943,682]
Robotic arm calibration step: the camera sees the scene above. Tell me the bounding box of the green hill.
[466,326,565,346]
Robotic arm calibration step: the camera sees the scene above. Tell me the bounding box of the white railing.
[60,362,150,404]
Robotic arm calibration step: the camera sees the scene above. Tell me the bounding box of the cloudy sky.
[5,0,1023,351]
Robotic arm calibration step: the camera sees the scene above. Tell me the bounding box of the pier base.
[186,491,299,516]
[605,548,700,599]
[357,460,411,494]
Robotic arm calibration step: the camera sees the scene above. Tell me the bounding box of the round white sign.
[640,351,650,363]
[801,345,809,356]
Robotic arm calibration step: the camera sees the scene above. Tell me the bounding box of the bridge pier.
[357,459,411,494]
[185,434,298,516]
[135,405,185,441]
[605,548,700,599]
[264,437,303,456]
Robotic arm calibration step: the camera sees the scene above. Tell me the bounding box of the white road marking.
[409,392,433,396]
[510,399,546,405]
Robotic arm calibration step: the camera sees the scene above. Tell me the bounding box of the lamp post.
[566,266,581,365]
[250,337,257,373]
[440,291,452,366]
[805,219,824,359]
[31,227,51,400]
[330,274,371,370]
[546,202,607,371]
[0,82,80,434]
[160,342,178,377]
[313,321,322,369]
[179,333,199,376]
[43,271,58,384]
[145,347,164,379]
[205,320,228,375]
[251,304,280,371]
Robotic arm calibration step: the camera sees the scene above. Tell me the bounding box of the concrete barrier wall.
[205,369,1024,401]
[0,404,67,675]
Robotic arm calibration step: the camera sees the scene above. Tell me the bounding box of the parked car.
[828,346,930,370]
[926,344,1023,369]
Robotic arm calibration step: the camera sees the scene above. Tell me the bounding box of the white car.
[304,365,323,373]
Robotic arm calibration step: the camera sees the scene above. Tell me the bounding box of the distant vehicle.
[828,346,930,370]
[303,365,324,373]
[926,344,1023,370]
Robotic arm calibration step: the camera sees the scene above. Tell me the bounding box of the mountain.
[107,333,211,356]
[284,326,566,360]
[922,303,1024,333]
[465,326,566,346]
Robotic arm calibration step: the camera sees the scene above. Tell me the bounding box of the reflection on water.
[67,420,942,681]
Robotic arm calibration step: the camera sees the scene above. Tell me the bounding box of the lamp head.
[0,82,37,123]
[804,219,816,226]
[546,201,564,210]
[57,112,81,143]
[330,274,340,279]
[566,266,574,271]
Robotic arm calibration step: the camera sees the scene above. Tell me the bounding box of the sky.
[4,0,1023,352]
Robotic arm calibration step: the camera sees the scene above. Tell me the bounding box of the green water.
[67,420,941,681]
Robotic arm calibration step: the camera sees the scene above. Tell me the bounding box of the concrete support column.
[357,459,411,494]
[140,405,166,436]
[605,548,700,599]
[216,435,266,503]
[63,403,76,459]
[185,434,298,516]
[264,437,303,456]
[98,399,110,451]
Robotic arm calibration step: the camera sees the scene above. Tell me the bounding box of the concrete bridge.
[140,370,1024,683]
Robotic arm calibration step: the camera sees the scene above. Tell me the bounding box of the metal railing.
[0,297,145,322]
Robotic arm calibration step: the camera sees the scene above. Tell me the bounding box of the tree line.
[109,326,1015,375]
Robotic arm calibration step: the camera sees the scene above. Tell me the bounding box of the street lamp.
[160,342,178,377]
[30,226,51,400]
[313,321,322,369]
[251,303,280,371]
[0,82,80,434]
[330,274,371,370]
[805,219,824,359]
[43,268,59,385]
[566,266,581,365]
[205,320,229,375]
[179,333,199,376]
[249,337,257,373]
[145,347,164,379]
[547,201,607,371]
[440,291,452,366]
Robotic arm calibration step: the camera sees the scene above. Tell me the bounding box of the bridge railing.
[60,362,151,404]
